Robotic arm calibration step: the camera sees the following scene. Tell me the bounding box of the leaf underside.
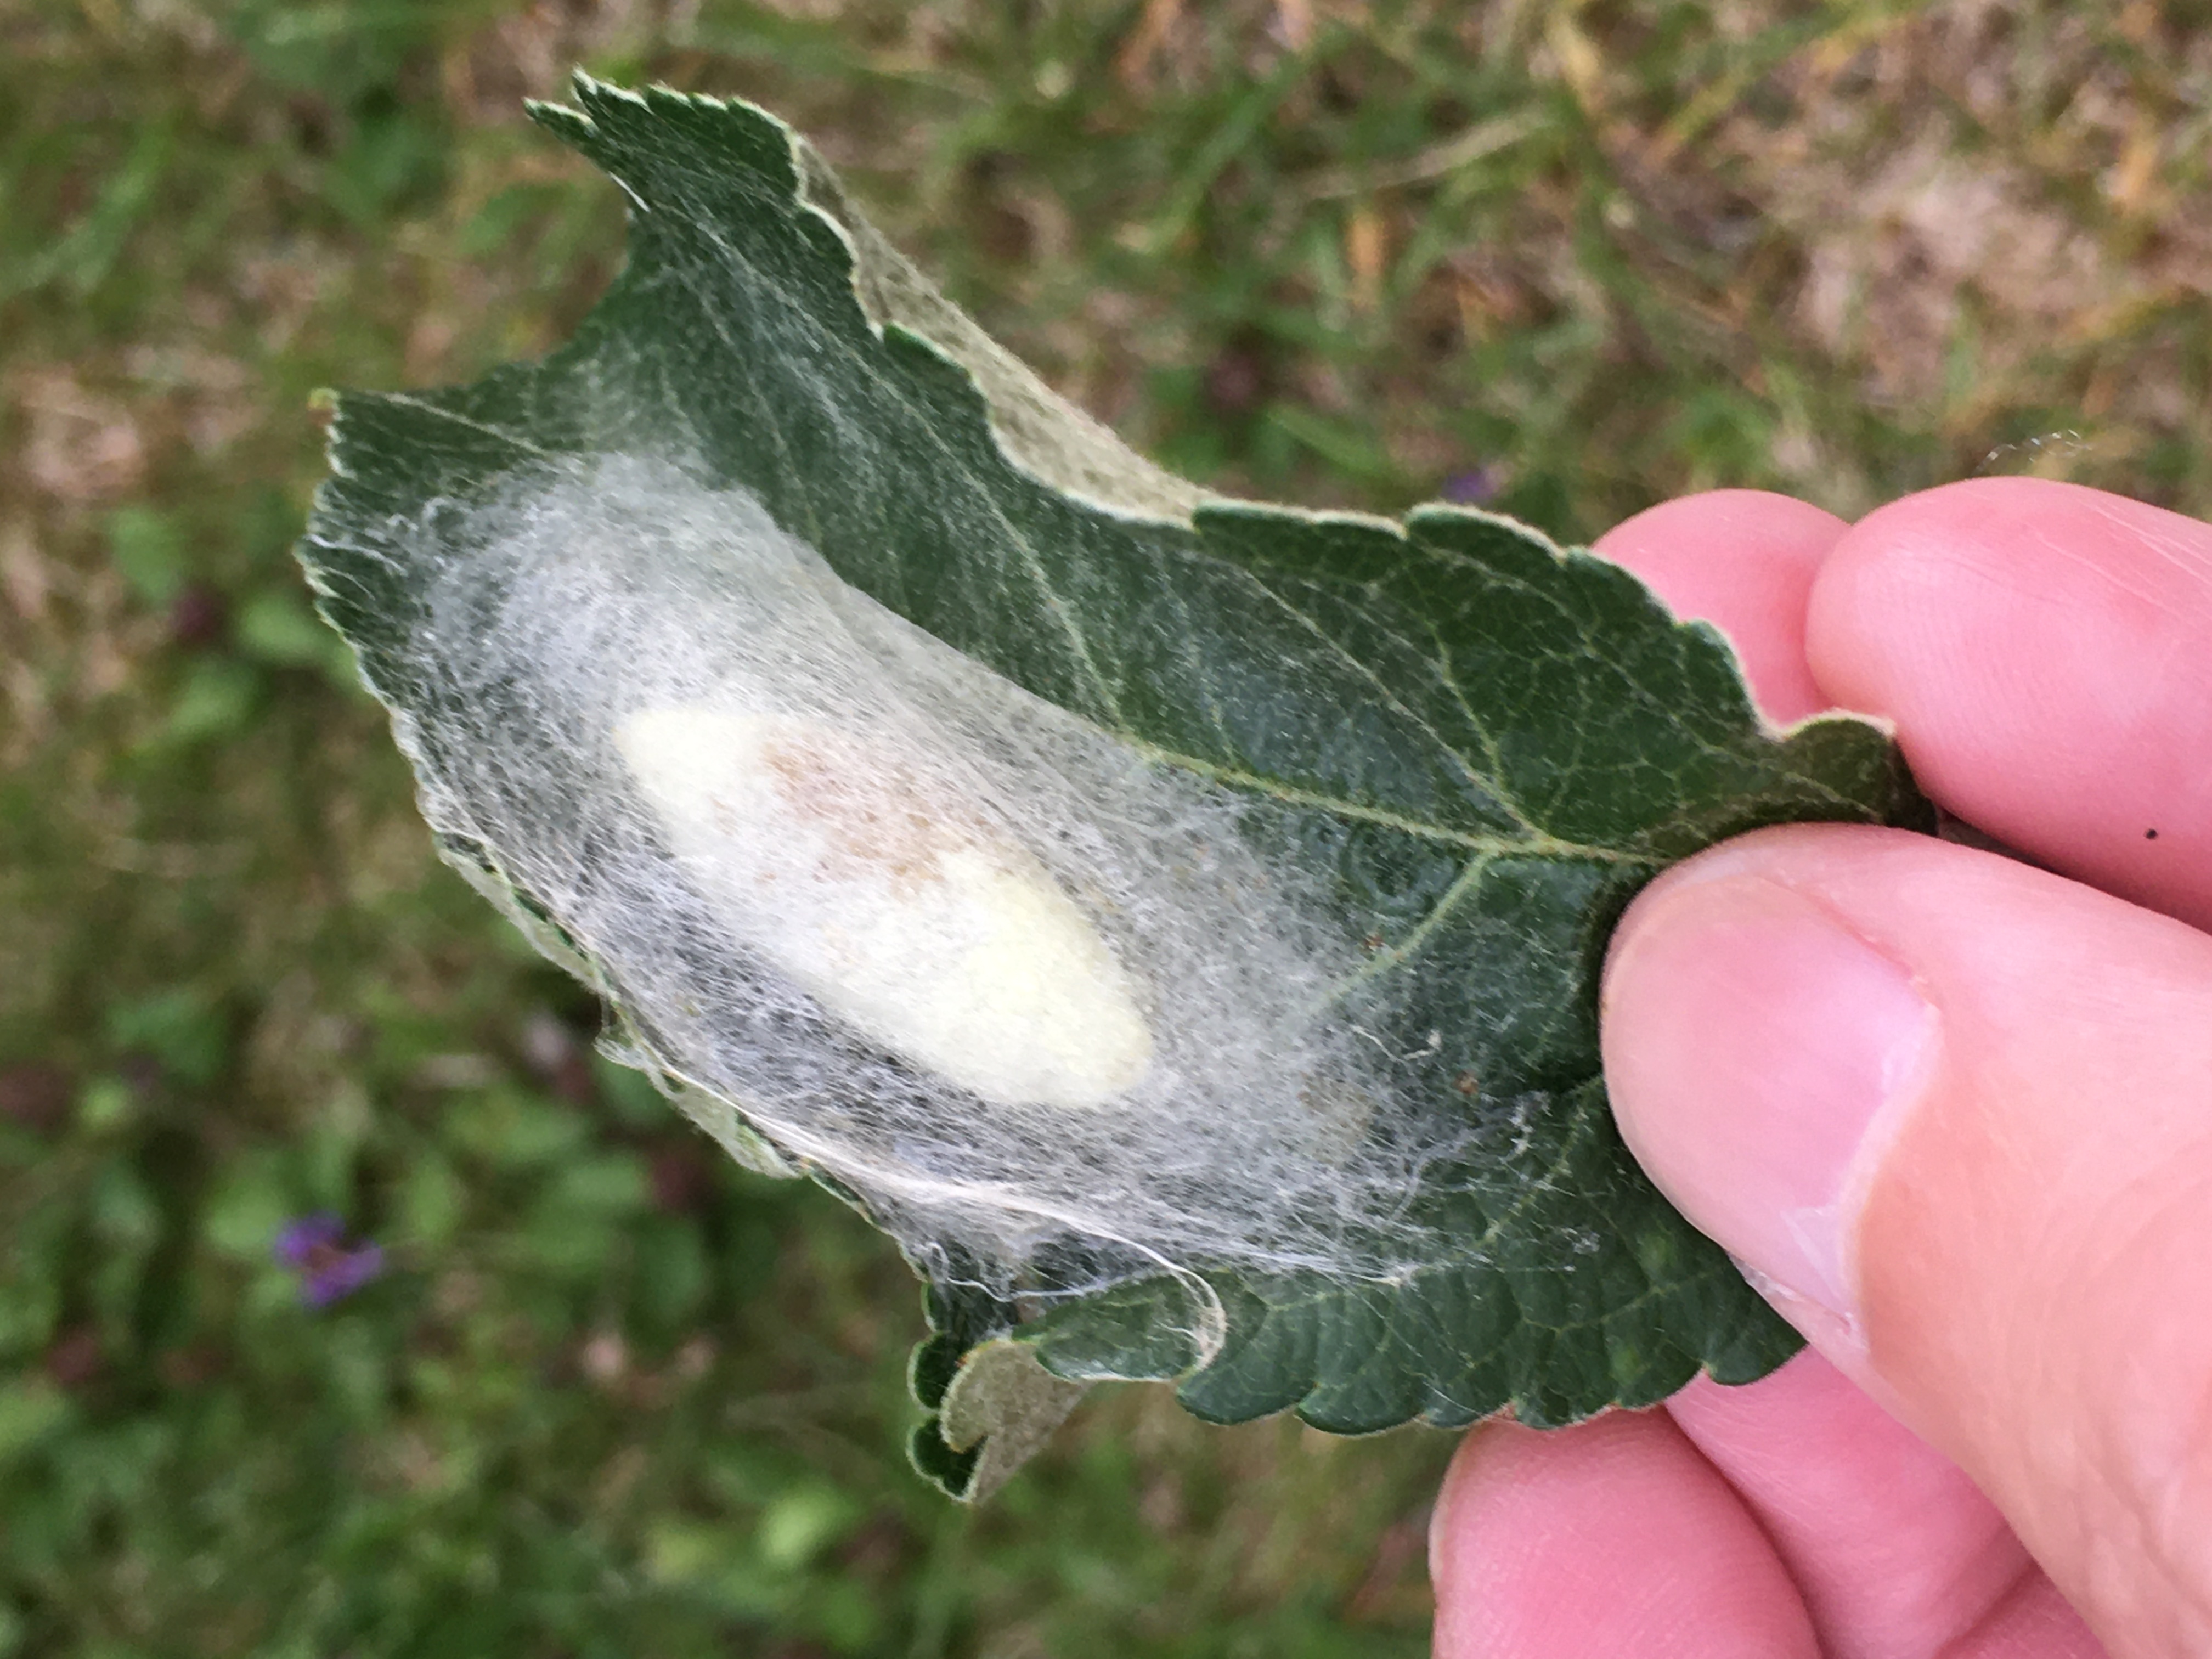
[298,77,1933,1499]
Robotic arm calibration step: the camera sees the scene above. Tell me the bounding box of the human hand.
[1428,481,2212,1659]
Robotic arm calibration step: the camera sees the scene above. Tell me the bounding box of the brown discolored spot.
[1452,1071,1479,1097]
[759,731,1001,895]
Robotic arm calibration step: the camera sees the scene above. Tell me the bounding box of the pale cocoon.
[616,707,1153,1109]
[381,458,1467,1306]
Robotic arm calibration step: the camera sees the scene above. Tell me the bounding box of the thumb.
[1604,825,2212,1659]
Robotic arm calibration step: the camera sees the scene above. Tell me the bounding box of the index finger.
[1592,489,1845,726]
[1809,477,2212,932]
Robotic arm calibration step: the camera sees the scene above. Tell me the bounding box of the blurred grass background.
[4,2,2210,1654]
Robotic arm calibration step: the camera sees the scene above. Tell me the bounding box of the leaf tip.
[907,1418,982,1500]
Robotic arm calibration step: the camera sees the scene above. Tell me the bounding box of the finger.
[1430,1413,1819,1658]
[1604,825,2212,1656]
[1667,1351,2034,1659]
[1945,1571,2110,1659]
[1602,489,2038,1649]
[1597,484,2106,1652]
[1594,489,1848,725]
[1808,477,2212,931]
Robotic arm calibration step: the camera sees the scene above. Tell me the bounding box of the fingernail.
[1602,873,1939,1319]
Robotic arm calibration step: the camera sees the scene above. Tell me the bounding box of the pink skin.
[1432,482,2212,1658]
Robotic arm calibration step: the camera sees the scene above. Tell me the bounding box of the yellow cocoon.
[616,706,1154,1109]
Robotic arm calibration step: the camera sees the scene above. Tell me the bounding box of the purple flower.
[273,1214,385,1307]
[1442,466,1502,506]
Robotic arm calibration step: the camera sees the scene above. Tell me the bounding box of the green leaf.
[933,1338,1088,1506]
[296,78,1932,1493]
